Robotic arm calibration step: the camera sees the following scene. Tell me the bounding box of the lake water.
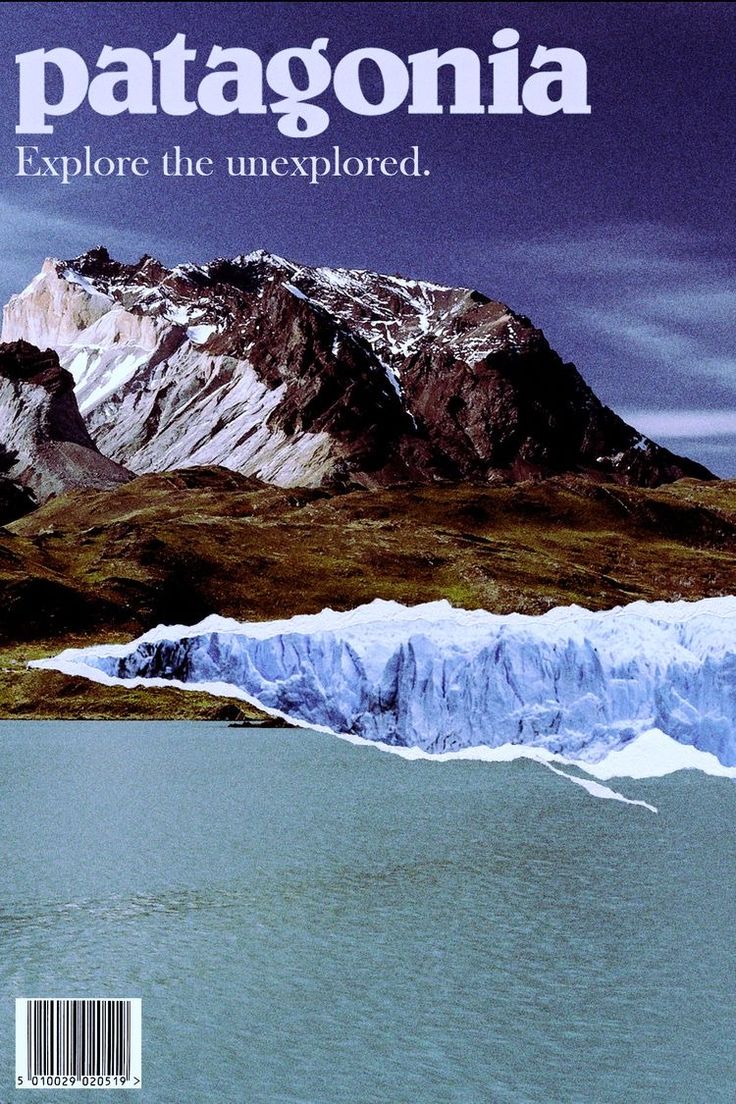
[1,722,734,1103]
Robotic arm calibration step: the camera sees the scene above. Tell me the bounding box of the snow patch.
[186,324,217,345]
[78,350,151,409]
[165,305,194,325]
[283,282,309,302]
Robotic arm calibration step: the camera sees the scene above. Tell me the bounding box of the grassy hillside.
[2,467,735,717]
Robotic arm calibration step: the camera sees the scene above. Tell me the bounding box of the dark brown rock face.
[1,250,714,488]
[0,339,132,505]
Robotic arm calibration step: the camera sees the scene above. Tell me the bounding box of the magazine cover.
[1,2,734,1100]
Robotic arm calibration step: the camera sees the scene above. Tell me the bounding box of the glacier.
[33,596,736,794]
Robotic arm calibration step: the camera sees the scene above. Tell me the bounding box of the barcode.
[16,999,141,1089]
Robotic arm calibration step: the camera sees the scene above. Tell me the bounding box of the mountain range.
[1,247,713,491]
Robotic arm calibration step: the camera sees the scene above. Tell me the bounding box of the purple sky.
[1,1,734,473]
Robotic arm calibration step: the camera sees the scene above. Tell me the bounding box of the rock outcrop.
[0,339,132,505]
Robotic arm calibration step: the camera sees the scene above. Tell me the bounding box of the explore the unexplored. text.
[14,145,429,185]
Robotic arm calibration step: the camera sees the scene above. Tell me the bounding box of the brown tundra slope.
[1,468,734,719]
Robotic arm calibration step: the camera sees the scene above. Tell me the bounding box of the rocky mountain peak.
[0,338,68,389]
[1,248,714,490]
[0,339,132,506]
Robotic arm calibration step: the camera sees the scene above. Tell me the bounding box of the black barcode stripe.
[26,1000,132,1078]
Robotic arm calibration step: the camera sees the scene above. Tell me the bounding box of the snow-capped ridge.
[1,247,714,489]
[231,249,294,269]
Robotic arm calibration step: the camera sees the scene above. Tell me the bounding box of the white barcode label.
[15,999,141,1089]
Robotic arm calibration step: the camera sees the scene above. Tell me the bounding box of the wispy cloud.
[509,221,733,279]
[0,194,187,306]
[587,312,736,389]
[501,221,736,393]
[620,410,736,439]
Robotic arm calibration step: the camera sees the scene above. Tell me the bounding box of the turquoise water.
[1,722,734,1103]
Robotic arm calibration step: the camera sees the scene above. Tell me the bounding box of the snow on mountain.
[2,247,713,489]
[35,596,736,786]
